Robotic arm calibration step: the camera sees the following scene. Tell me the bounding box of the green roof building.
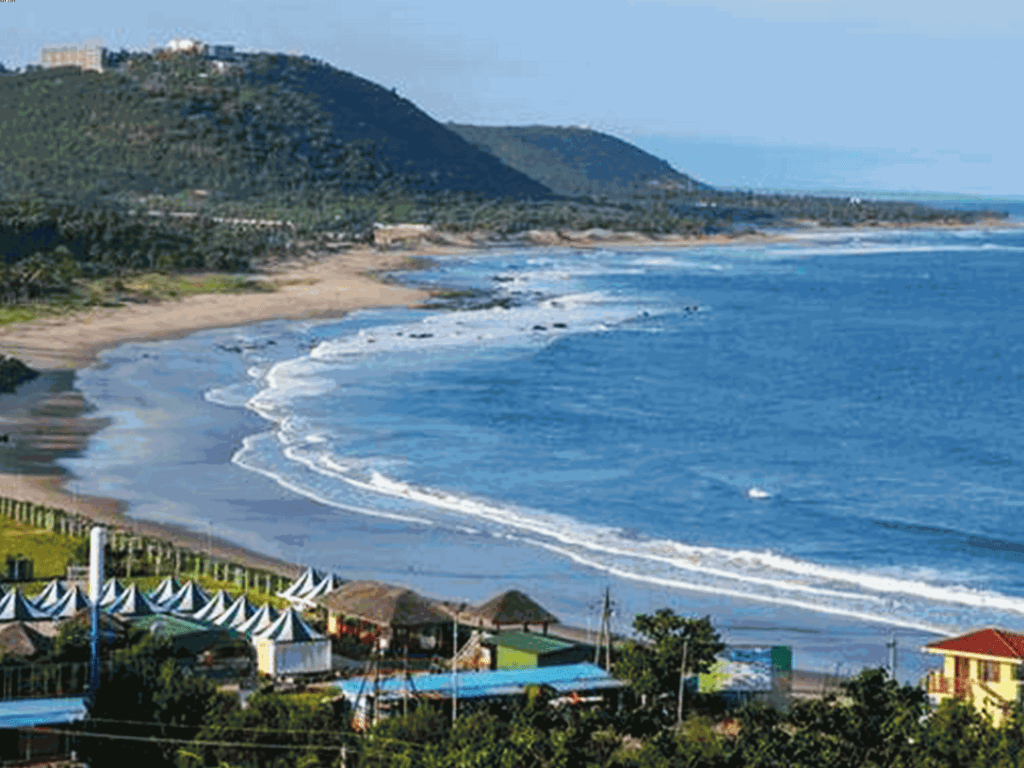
[484,631,593,671]
[130,614,243,658]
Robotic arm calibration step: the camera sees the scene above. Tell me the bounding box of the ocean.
[61,223,1024,681]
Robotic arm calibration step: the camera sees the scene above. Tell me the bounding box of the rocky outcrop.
[0,356,39,393]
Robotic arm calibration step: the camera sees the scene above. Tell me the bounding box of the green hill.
[0,52,554,202]
[446,124,712,200]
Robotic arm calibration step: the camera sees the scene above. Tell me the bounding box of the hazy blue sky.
[2,0,1021,196]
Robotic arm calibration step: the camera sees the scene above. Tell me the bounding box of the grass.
[0,272,279,328]
[0,515,83,583]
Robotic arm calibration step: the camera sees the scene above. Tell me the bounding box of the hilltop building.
[40,44,106,73]
[924,628,1024,726]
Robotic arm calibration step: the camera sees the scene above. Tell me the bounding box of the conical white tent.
[0,589,53,621]
[163,581,210,614]
[31,579,67,610]
[213,595,257,628]
[191,590,233,622]
[99,578,125,607]
[278,568,324,600]
[48,584,92,619]
[253,607,330,676]
[299,574,343,604]
[236,603,279,636]
[148,578,181,605]
[107,584,164,617]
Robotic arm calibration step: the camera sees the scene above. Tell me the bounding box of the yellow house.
[924,628,1024,726]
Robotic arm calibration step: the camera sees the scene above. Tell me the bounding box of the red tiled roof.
[927,628,1024,659]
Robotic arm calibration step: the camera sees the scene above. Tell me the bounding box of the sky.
[2,0,1021,197]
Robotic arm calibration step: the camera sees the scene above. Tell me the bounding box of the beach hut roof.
[0,590,53,622]
[236,603,279,636]
[48,584,92,619]
[99,578,125,607]
[316,580,452,628]
[0,622,53,659]
[254,607,323,642]
[213,595,258,628]
[279,567,325,600]
[163,581,210,614]
[191,590,233,622]
[148,578,181,605]
[31,580,67,610]
[107,584,164,617]
[464,590,559,628]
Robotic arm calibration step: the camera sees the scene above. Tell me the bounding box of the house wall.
[497,647,539,669]
[932,653,1022,726]
[41,47,105,73]
[540,646,594,668]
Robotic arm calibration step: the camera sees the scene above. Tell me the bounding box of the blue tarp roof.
[0,697,87,729]
[335,663,624,702]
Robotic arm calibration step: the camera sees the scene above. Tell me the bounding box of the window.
[979,660,1001,682]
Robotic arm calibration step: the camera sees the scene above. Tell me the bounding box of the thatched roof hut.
[0,621,53,660]
[316,580,451,629]
[459,590,559,633]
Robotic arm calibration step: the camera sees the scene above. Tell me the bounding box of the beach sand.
[0,247,429,577]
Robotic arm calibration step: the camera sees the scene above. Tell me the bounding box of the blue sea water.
[62,224,1024,676]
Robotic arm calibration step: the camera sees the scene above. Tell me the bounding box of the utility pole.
[594,587,613,672]
[677,639,689,727]
[452,602,466,725]
[887,632,898,682]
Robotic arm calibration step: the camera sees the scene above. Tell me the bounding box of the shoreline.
[0,223,1009,669]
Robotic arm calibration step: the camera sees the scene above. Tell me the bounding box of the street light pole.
[677,639,689,727]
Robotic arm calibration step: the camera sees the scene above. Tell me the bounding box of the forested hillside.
[447,123,712,200]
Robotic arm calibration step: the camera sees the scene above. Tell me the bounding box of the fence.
[0,496,293,595]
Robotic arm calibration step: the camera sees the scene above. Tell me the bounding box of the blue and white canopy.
[148,578,181,605]
[47,584,92,619]
[278,568,324,600]
[300,574,343,604]
[107,584,165,617]
[31,579,67,610]
[98,578,125,607]
[163,581,210,614]
[253,607,324,642]
[236,603,279,636]
[0,589,52,621]
[213,595,257,628]
[191,589,233,622]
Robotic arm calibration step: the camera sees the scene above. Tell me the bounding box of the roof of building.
[31,579,67,610]
[316,581,451,628]
[191,589,233,622]
[463,590,559,628]
[107,584,165,617]
[148,577,181,604]
[485,630,576,655]
[254,607,324,643]
[0,589,53,621]
[335,662,623,702]
[131,613,233,639]
[48,584,91,619]
[926,628,1024,659]
[0,697,87,729]
[237,603,279,636]
[163,581,210,613]
[0,621,53,659]
[213,595,257,628]
[279,567,326,600]
[99,578,125,607]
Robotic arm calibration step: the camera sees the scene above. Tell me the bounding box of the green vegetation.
[0,514,82,579]
[447,123,711,199]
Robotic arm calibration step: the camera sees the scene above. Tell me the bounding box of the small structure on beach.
[148,577,181,605]
[0,589,52,622]
[0,621,53,660]
[483,630,592,671]
[278,567,325,601]
[213,595,258,629]
[924,627,1024,727]
[458,590,559,634]
[236,603,279,637]
[98,578,125,608]
[162,581,211,614]
[106,584,165,617]
[131,613,243,658]
[47,584,91,619]
[30,580,67,611]
[697,645,793,706]
[253,607,330,677]
[192,589,234,622]
[316,580,452,651]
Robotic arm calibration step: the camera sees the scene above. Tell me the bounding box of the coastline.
[0,223,1012,674]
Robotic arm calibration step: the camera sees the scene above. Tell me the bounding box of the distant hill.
[446,124,713,200]
[0,53,555,201]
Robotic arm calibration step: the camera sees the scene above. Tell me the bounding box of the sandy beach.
[0,246,430,577]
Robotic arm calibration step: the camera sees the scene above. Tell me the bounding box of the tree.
[615,610,725,711]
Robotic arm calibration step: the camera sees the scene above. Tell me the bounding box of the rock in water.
[0,356,39,393]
